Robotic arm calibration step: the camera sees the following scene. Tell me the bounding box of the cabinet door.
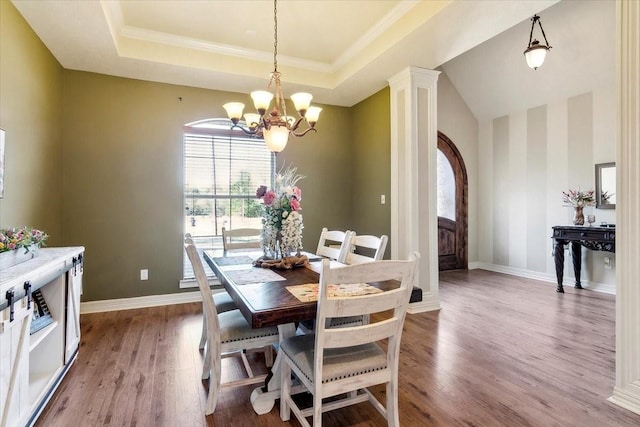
[0,295,31,427]
[65,260,83,364]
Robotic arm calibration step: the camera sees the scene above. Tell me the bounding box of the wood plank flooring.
[35,270,640,426]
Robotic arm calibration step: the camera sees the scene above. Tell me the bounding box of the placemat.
[225,268,286,285]
[286,282,383,302]
[212,255,254,266]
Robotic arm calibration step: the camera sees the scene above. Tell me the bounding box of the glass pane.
[183,121,274,278]
[437,149,456,220]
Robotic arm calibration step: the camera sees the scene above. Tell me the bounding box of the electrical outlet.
[140,269,149,280]
[380,194,386,205]
[603,257,612,270]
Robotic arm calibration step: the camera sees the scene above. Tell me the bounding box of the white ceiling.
[12,0,611,121]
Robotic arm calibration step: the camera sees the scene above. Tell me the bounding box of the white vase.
[0,245,39,269]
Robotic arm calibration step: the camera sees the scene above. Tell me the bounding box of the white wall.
[477,89,616,292]
[437,72,479,264]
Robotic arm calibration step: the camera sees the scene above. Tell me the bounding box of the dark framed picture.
[31,289,54,334]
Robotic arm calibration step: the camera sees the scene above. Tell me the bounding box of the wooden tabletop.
[203,250,323,328]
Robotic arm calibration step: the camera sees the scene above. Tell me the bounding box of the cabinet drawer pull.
[6,289,15,322]
[24,281,32,309]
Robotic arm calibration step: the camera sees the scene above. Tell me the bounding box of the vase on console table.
[573,206,585,225]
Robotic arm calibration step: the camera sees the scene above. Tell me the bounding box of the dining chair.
[222,227,262,250]
[184,233,239,350]
[315,228,354,264]
[184,237,280,415]
[344,233,388,265]
[279,253,420,426]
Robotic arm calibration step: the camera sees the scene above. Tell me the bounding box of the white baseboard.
[474,262,616,295]
[609,384,640,416]
[80,291,202,314]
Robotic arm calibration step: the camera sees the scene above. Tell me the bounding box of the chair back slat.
[323,318,400,348]
[322,287,407,318]
[222,227,262,251]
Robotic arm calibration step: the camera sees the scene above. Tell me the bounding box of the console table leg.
[554,240,566,293]
[571,242,583,289]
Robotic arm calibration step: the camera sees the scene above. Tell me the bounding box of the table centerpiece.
[256,164,304,259]
[562,188,595,225]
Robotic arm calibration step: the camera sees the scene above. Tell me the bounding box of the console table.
[551,226,615,293]
[0,247,84,427]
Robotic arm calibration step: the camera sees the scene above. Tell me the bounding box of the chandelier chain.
[273,0,278,71]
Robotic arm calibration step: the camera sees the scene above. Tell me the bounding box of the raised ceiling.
[12,0,559,109]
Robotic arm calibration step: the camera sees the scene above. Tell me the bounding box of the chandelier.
[223,0,321,152]
[523,14,552,70]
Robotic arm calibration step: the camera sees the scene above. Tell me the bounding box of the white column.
[609,0,640,415]
[388,67,441,312]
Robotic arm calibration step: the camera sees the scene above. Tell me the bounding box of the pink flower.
[290,198,301,211]
[263,191,277,206]
[256,185,267,199]
[292,186,302,200]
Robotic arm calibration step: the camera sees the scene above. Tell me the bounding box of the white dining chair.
[184,237,280,415]
[344,233,388,265]
[185,233,240,350]
[315,228,354,264]
[279,253,420,426]
[222,227,262,251]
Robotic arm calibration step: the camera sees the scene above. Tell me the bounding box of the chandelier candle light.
[223,0,321,153]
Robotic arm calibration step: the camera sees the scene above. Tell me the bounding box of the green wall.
[0,1,64,242]
[350,88,391,258]
[61,71,353,301]
[0,0,378,301]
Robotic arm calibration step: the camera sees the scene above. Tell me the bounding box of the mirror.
[595,162,616,209]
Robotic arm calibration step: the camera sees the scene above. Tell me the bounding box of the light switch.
[380,195,386,205]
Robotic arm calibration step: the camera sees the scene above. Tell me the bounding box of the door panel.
[437,132,468,271]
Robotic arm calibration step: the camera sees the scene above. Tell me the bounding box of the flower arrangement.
[256,165,305,257]
[562,189,596,208]
[0,226,48,253]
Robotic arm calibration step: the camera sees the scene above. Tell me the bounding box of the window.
[183,119,274,279]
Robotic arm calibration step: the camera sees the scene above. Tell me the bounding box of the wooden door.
[437,132,468,270]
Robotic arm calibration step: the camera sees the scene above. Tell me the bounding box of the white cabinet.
[0,247,84,427]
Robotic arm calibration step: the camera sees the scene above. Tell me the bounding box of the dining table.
[203,249,398,416]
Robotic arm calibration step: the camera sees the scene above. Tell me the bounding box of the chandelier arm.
[289,127,317,138]
[288,116,306,132]
[230,123,261,136]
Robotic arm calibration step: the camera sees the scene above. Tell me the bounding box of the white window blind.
[183,119,273,278]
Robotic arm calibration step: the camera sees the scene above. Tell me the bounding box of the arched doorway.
[437,131,468,270]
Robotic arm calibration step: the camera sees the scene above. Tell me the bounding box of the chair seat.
[219,310,279,344]
[280,334,387,385]
[213,291,236,313]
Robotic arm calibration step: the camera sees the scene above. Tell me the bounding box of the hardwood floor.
[36,270,640,426]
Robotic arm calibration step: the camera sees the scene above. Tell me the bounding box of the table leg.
[571,242,583,289]
[250,323,296,415]
[554,239,566,293]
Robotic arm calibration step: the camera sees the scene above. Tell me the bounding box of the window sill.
[179,276,222,289]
